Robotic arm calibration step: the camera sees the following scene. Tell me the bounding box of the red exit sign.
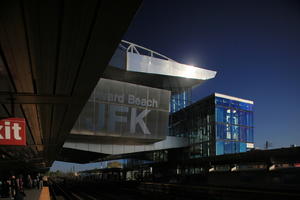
[0,118,26,146]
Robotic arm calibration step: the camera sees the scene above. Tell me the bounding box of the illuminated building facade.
[169,93,254,158]
[170,88,192,113]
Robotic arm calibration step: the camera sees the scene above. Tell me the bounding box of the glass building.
[170,88,192,113]
[169,93,254,158]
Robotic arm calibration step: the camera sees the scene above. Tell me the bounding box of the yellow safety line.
[39,186,50,200]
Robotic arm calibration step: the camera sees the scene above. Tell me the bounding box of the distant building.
[169,93,254,158]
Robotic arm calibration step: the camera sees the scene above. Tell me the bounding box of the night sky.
[51,0,300,171]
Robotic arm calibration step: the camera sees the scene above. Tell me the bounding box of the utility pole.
[264,141,273,149]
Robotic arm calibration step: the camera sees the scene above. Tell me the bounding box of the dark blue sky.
[123,0,300,149]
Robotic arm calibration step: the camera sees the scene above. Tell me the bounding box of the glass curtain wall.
[169,97,215,158]
[170,94,254,158]
[215,97,254,155]
[170,88,192,113]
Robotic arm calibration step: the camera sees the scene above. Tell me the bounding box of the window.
[216,141,224,155]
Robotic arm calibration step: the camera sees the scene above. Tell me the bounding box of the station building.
[60,40,216,162]
[59,41,254,164]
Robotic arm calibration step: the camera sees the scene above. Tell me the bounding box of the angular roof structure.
[104,40,217,92]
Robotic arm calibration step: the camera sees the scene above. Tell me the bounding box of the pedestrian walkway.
[0,187,50,200]
[39,187,50,200]
[24,188,41,200]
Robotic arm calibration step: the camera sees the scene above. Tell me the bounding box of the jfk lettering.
[97,104,151,135]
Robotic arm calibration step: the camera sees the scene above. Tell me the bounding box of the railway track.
[49,178,141,200]
[49,178,300,200]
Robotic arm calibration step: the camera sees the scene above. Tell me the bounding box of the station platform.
[0,187,50,200]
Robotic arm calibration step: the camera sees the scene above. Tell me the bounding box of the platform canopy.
[0,0,141,172]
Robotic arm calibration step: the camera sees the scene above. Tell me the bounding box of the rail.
[49,178,82,200]
[139,182,300,199]
[120,40,175,61]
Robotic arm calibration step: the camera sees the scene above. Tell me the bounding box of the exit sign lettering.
[0,118,26,146]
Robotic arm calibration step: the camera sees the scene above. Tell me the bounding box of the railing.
[120,40,175,62]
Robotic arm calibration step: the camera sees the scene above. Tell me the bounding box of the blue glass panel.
[224,142,232,154]
[239,126,247,142]
[216,105,253,127]
[216,141,224,155]
[249,112,253,126]
[231,101,239,109]
[170,89,192,113]
[237,110,254,127]
[247,128,254,143]
[240,142,247,152]
[216,106,224,123]
[215,97,253,111]
[239,102,253,111]
[232,110,239,124]
[216,124,225,139]
[221,141,245,154]
[215,97,230,107]
[216,123,255,143]
[215,97,222,105]
[234,142,239,153]
[231,125,239,140]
